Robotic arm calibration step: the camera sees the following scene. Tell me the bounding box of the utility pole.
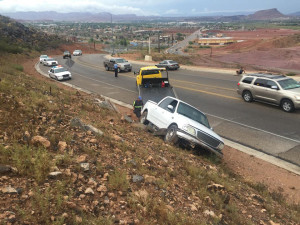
[157,32,160,53]
[148,36,151,55]
[110,14,115,55]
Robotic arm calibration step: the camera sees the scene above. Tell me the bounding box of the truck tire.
[164,124,178,144]
[242,91,253,102]
[140,111,149,125]
[105,66,109,71]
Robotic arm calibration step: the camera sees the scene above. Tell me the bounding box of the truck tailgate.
[138,86,177,103]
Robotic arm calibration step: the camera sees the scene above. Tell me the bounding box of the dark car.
[156,60,180,70]
[63,51,72,59]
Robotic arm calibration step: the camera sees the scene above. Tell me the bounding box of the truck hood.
[176,114,223,142]
[117,62,131,66]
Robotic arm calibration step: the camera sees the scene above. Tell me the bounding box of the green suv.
[237,74,300,112]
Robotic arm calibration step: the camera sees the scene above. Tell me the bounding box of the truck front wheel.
[164,125,178,144]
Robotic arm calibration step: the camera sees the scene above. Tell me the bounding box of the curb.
[35,62,300,176]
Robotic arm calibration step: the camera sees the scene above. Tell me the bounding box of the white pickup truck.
[140,96,224,157]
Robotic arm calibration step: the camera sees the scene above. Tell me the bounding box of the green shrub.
[108,169,129,191]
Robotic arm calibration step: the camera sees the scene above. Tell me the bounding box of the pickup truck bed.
[138,85,177,103]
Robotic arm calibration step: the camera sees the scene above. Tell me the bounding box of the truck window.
[141,70,160,75]
[159,98,174,109]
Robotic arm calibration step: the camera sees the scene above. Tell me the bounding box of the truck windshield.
[278,79,300,90]
[115,59,126,63]
[177,102,210,128]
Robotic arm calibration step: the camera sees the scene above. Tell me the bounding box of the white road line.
[207,113,300,144]
[72,72,136,94]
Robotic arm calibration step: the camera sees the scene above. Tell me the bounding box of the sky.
[0,0,299,16]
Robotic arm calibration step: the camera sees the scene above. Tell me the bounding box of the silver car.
[237,74,300,112]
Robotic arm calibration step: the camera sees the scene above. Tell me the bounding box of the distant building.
[195,38,237,46]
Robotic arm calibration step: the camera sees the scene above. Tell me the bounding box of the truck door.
[109,60,115,69]
[155,98,178,129]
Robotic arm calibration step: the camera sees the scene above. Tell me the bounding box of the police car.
[43,58,58,67]
[48,65,72,81]
[39,55,48,63]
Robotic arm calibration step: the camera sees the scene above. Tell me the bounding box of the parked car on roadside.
[155,60,180,70]
[43,58,58,67]
[39,55,48,63]
[73,50,82,56]
[237,73,300,112]
[63,51,72,59]
[48,65,72,81]
[140,96,224,157]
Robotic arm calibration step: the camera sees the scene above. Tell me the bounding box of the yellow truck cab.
[135,66,168,87]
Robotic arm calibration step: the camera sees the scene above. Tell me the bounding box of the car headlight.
[182,125,196,136]
[295,96,300,101]
[217,142,224,150]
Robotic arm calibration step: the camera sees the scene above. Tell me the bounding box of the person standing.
[114,63,118,77]
[133,96,144,119]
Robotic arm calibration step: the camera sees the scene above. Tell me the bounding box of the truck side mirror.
[167,105,174,112]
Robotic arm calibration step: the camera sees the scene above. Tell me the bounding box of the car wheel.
[242,91,253,102]
[164,124,178,144]
[129,69,132,72]
[281,99,294,112]
[105,66,109,71]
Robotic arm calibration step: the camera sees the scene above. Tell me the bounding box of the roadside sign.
[66,58,74,68]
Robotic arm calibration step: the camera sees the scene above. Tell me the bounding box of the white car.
[140,96,224,157]
[43,58,58,67]
[39,55,48,63]
[73,50,82,56]
[48,66,72,81]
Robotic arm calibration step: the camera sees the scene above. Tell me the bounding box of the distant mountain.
[1,8,291,23]
[2,11,145,22]
[247,8,287,20]
[289,11,300,16]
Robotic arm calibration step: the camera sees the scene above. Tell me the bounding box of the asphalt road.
[38,54,300,166]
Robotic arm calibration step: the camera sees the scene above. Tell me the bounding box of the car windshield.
[177,102,210,128]
[74,50,81,52]
[40,55,47,58]
[169,61,177,64]
[115,59,126,63]
[64,51,70,54]
[46,58,54,61]
[54,68,67,73]
[278,78,300,90]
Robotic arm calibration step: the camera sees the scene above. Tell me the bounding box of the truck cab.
[135,66,168,87]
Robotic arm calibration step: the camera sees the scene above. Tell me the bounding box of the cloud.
[165,9,179,15]
[0,0,146,15]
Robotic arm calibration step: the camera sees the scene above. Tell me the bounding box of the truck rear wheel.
[140,111,149,125]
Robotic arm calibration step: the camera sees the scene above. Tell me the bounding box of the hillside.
[247,8,287,20]
[0,14,64,53]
